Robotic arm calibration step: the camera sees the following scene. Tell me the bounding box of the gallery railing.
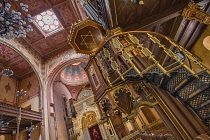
[0,101,42,121]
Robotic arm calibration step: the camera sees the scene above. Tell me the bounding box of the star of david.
[80,31,97,49]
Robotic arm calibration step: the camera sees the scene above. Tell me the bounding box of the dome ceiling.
[60,62,88,86]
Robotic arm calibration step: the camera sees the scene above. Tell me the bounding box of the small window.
[34,9,63,36]
[36,10,60,31]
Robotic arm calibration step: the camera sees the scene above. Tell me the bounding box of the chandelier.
[2,68,13,77]
[0,0,34,39]
[26,121,38,132]
[17,89,27,98]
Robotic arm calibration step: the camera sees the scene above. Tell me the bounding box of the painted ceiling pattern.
[0,43,33,78]
[13,0,84,59]
[60,62,88,86]
[35,10,63,33]
[0,0,85,79]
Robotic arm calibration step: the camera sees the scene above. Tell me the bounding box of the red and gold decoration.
[68,18,105,55]
[0,43,33,78]
[60,61,89,99]
[60,62,88,86]
[182,2,210,25]
[88,125,103,140]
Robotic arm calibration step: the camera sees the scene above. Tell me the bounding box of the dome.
[60,62,88,86]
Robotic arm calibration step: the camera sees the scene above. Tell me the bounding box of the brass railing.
[93,31,210,87]
[91,31,210,128]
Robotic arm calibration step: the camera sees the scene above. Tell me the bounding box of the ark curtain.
[88,124,103,140]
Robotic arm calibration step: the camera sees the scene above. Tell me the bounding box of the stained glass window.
[35,10,60,32]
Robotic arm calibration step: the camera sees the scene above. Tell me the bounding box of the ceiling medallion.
[0,0,34,39]
[68,18,105,55]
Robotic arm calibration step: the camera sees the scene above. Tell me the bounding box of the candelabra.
[16,89,27,140]
[0,0,34,39]
[1,68,13,77]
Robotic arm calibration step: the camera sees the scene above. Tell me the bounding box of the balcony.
[0,102,42,134]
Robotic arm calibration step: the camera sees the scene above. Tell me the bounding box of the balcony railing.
[0,101,42,121]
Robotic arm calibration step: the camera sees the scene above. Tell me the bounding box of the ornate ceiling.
[60,62,88,86]
[0,0,85,79]
[14,0,84,59]
[59,61,89,100]
[0,43,32,79]
[0,0,209,79]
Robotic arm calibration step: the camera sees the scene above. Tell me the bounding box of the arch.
[0,39,43,102]
[47,57,88,98]
[46,56,89,140]
[83,111,98,128]
[0,39,41,77]
[77,106,100,128]
[76,89,93,102]
[74,83,91,100]
[46,57,89,106]
[0,39,44,138]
